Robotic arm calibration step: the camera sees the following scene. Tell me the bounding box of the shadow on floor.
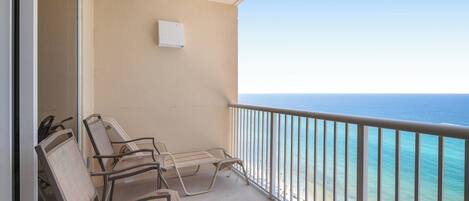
[111,166,269,201]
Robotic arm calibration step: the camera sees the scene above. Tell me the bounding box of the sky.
[238,0,469,94]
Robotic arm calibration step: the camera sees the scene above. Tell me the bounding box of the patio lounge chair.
[84,114,249,196]
[35,129,180,201]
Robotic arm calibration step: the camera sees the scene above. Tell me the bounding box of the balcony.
[92,104,469,201]
[12,0,466,200]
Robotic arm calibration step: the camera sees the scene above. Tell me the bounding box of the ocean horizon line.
[239,92,469,95]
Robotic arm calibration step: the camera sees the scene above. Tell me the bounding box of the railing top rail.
[229,104,469,140]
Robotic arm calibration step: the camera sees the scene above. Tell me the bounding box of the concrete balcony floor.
[112,166,270,201]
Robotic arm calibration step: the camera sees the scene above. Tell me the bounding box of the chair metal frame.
[97,115,250,196]
[83,114,169,200]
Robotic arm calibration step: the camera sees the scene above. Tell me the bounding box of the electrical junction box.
[158,20,185,48]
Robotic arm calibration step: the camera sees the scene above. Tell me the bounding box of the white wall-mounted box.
[158,20,185,48]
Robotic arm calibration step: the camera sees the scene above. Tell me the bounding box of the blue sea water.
[238,94,469,201]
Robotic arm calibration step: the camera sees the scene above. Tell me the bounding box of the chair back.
[103,117,167,154]
[102,117,140,152]
[83,114,116,171]
[35,129,99,201]
[38,115,55,142]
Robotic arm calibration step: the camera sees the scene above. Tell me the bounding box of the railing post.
[269,112,274,199]
[465,140,469,201]
[357,125,368,201]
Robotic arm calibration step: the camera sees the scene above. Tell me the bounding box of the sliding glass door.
[0,0,13,200]
[38,0,79,140]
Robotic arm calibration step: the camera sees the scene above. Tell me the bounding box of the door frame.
[19,0,38,199]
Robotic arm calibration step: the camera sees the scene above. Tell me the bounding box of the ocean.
[238,94,469,201]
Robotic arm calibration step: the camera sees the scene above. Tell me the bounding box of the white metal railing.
[228,104,469,201]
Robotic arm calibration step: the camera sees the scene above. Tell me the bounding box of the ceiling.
[208,0,243,6]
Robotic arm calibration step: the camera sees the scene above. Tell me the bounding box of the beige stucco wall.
[93,0,238,152]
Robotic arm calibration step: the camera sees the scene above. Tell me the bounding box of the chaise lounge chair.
[35,129,180,201]
[83,114,249,196]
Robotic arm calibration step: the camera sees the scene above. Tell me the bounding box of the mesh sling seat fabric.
[35,129,180,201]
[93,116,250,196]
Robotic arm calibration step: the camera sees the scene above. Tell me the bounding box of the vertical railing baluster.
[243,109,249,171]
[236,108,239,159]
[252,110,256,177]
[268,114,275,193]
[271,113,280,198]
[269,112,274,198]
[333,122,337,201]
[246,109,249,173]
[230,108,233,156]
[239,109,242,161]
[246,110,252,178]
[357,125,368,201]
[298,117,301,201]
[264,112,267,185]
[230,108,233,155]
[414,133,420,201]
[396,130,400,201]
[233,108,236,156]
[305,119,310,201]
[277,114,281,198]
[253,111,256,181]
[256,111,259,183]
[284,115,287,200]
[345,123,349,201]
[465,140,469,201]
[259,111,262,184]
[246,109,250,175]
[238,108,241,159]
[241,109,243,160]
[314,119,318,201]
[243,109,246,165]
[438,136,444,201]
[290,115,294,201]
[261,111,265,188]
[323,120,327,201]
[251,110,255,177]
[378,128,383,201]
[236,108,239,157]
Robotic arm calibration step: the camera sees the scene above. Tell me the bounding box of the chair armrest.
[157,152,176,159]
[90,162,161,181]
[112,137,161,154]
[94,149,156,161]
[111,137,154,144]
[207,148,230,159]
[155,152,176,169]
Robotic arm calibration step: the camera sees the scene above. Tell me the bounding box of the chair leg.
[158,169,169,189]
[157,173,162,189]
[109,180,115,201]
[102,176,109,201]
[173,166,202,196]
[173,164,221,196]
[239,162,250,185]
[206,163,222,191]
